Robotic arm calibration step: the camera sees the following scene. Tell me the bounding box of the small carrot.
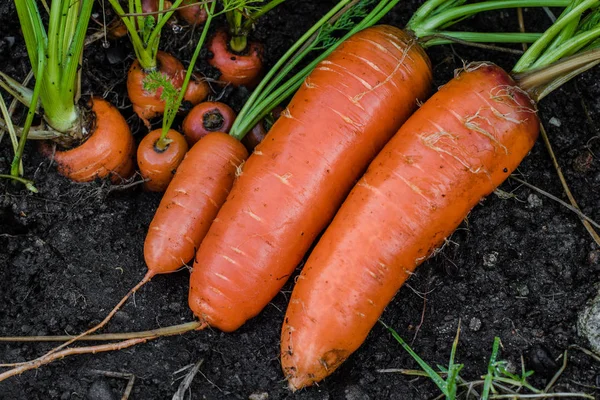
[108,0,209,126]
[182,101,237,145]
[206,1,285,87]
[280,0,600,389]
[178,0,207,25]
[137,129,189,191]
[208,29,264,88]
[144,132,248,274]
[40,98,135,183]
[126,51,209,126]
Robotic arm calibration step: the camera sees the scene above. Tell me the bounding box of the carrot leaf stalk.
[511,0,600,101]
[224,0,286,52]
[107,0,186,70]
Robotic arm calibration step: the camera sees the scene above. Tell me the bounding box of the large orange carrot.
[189,25,433,332]
[280,63,540,389]
[144,132,248,275]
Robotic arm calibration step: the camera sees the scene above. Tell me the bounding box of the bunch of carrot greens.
[0,0,135,187]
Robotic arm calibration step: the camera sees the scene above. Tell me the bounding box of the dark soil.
[1,2,600,399]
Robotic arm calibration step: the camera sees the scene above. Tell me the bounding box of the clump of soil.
[1,1,599,399]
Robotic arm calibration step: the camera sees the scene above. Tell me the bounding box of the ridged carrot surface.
[189,25,433,332]
[280,63,540,389]
[49,98,135,182]
[145,132,248,275]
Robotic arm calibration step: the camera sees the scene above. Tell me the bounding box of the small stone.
[517,284,530,297]
[587,250,600,267]
[578,288,600,354]
[483,251,499,268]
[345,385,370,400]
[469,317,482,332]
[87,380,116,400]
[548,117,561,127]
[249,393,268,400]
[527,194,543,208]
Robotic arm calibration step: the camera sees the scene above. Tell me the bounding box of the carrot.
[144,132,248,274]
[281,64,539,389]
[280,1,600,389]
[137,129,189,191]
[126,50,209,126]
[178,0,207,25]
[208,29,264,88]
[189,0,572,332]
[40,98,135,183]
[108,0,209,126]
[1,0,138,185]
[182,101,237,145]
[188,25,433,332]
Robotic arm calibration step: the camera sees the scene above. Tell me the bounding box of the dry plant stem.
[90,369,136,400]
[518,8,528,52]
[544,350,568,393]
[0,337,155,382]
[0,321,203,342]
[538,122,600,246]
[13,273,154,365]
[510,176,600,230]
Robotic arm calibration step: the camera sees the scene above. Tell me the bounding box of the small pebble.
[345,385,370,400]
[517,284,530,297]
[249,393,268,400]
[87,380,116,400]
[548,117,561,127]
[469,317,482,332]
[527,194,543,209]
[483,251,499,268]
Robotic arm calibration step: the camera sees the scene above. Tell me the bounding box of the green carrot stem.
[242,0,287,31]
[11,42,45,178]
[419,31,543,48]
[532,23,600,67]
[157,1,216,148]
[0,174,38,193]
[0,71,34,109]
[513,0,600,72]
[408,0,571,35]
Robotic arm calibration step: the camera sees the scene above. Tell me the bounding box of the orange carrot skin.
[189,26,432,333]
[137,129,189,192]
[45,98,135,182]
[280,63,540,390]
[127,51,209,124]
[178,0,207,25]
[208,30,264,88]
[145,132,248,274]
[182,101,237,145]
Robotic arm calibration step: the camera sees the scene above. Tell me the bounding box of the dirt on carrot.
[0,1,599,398]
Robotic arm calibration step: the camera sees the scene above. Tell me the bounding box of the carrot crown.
[511,0,600,101]
[224,0,287,52]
